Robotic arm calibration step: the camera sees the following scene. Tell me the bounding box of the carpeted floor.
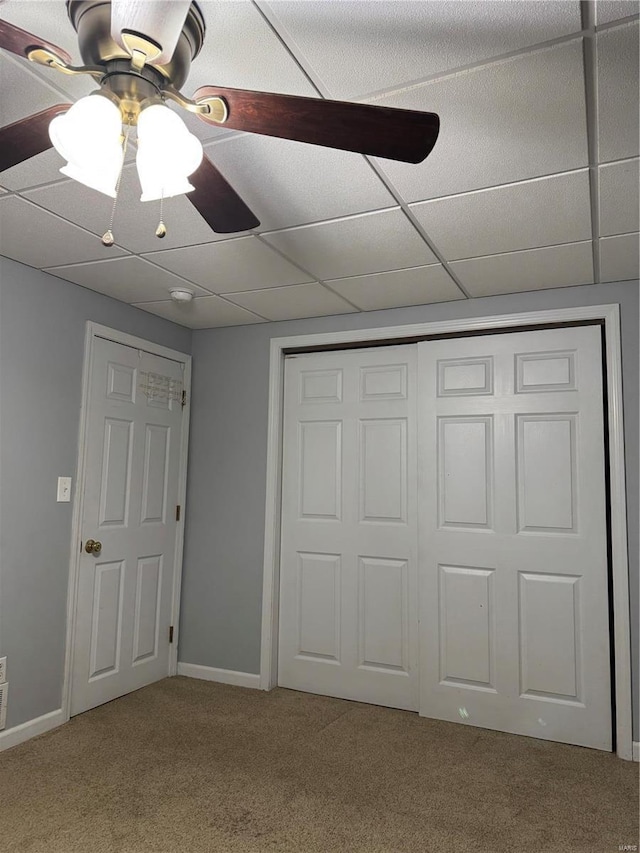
[1,677,637,852]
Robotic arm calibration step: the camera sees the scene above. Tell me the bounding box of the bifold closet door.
[278,346,419,711]
[417,325,611,750]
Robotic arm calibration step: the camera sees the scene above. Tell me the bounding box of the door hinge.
[175,504,181,521]
[181,389,187,408]
[169,626,174,644]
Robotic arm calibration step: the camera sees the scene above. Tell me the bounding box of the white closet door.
[278,346,419,710]
[418,325,611,749]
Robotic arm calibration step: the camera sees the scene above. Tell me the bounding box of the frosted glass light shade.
[49,93,124,198]
[59,154,123,198]
[136,103,203,202]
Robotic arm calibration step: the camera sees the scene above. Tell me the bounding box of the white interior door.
[71,336,186,716]
[417,325,611,749]
[278,346,419,710]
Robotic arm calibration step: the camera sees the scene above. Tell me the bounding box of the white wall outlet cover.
[0,657,6,684]
[0,682,8,730]
[57,477,72,502]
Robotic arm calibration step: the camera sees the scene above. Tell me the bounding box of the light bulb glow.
[49,93,124,198]
[136,103,203,202]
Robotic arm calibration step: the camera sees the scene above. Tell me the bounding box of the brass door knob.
[84,539,102,555]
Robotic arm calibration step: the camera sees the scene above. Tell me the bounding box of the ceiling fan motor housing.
[66,0,206,118]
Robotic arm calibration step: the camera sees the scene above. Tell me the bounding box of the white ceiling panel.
[22,164,232,254]
[143,235,313,292]
[225,282,358,321]
[596,22,640,162]
[598,159,640,237]
[595,1,640,25]
[0,1,95,100]
[203,133,395,232]
[411,171,592,261]
[599,233,640,281]
[450,241,594,296]
[183,1,317,98]
[263,209,437,280]
[44,256,212,303]
[133,294,266,329]
[326,264,463,310]
[263,1,581,100]
[0,53,71,127]
[1,147,75,193]
[0,195,127,268]
[375,40,588,202]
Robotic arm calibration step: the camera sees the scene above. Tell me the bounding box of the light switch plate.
[0,657,6,684]
[57,476,72,502]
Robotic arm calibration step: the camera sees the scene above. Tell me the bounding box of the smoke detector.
[169,287,195,303]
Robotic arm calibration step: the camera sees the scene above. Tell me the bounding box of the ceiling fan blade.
[0,18,72,64]
[111,0,191,65]
[192,86,439,164]
[0,105,71,173]
[187,156,260,234]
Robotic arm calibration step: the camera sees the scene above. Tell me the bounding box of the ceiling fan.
[0,0,440,236]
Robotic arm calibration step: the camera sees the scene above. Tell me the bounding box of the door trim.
[61,322,192,721]
[259,304,633,760]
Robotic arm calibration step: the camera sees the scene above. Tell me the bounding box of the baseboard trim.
[177,662,261,690]
[633,742,639,762]
[0,708,66,751]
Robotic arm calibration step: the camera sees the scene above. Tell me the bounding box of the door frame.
[61,322,192,721]
[259,303,633,760]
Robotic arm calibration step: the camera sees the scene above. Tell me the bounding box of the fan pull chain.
[101,122,132,247]
[155,192,167,239]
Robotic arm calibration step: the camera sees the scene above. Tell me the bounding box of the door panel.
[279,347,418,711]
[71,337,185,716]
[418,325,610,750]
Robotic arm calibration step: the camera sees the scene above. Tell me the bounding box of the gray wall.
[180,280,639,739]
[0,258,191,730]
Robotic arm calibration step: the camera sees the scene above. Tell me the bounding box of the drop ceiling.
[0,0,638,329]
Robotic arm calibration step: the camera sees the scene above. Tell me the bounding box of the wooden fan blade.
[187,156,260,234]
[0,18,72,64]
[0,105,71,173]
[193,86,439,164]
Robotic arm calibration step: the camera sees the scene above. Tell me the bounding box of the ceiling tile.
[0,195,127,268]
[183,1,317,98]
[2,148,75,193]
[326,264,464,310]
[132,295,266,329]
[598,159,640,236]
[0,52,70,128]
[0,1,95,101]
[143,236,313,292]
[375,40,588,202]
[450,241,594,296]
[411,171,592,261]
[597,22,640,162]
[225,282,358,321]
[43,256,213,303]
[263,1,581,100]
[22,164,232,253]
[203,134,395,232]
[599,232,640,281]
[263,209,436,280]
[595,1,640,25]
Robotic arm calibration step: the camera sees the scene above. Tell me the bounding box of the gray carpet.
[1,676,637,852]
